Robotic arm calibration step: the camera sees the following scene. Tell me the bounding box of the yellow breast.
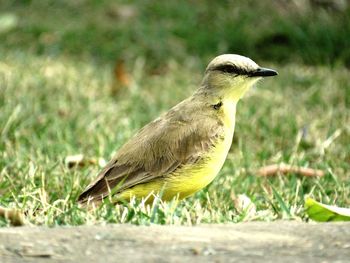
[164,129,234,199]
[118,101,236,202]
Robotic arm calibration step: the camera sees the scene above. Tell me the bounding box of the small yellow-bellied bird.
[78,54,277,205]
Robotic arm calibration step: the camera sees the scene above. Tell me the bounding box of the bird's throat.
[225,85,251,101]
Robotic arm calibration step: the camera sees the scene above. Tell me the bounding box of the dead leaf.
[65,154,106,169]
[0,206,26,226]
[111,59,132,96]
[258,163,324,177]
[106,4,138,21]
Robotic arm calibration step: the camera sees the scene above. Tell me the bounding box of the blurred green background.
[1,0,350,66]
[0,0,349,225]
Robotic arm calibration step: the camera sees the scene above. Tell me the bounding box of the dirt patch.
[1,221,350,262]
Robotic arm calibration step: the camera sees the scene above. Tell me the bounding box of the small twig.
[258,163,324,177]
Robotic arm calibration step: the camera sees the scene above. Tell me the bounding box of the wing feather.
[78,99,224,204]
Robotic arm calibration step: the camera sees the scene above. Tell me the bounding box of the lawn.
[0,0,349,226]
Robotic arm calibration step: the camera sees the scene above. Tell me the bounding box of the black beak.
[249,67,278,77]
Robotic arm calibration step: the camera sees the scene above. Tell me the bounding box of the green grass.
[0,0,349,226]
[0,52,349,226]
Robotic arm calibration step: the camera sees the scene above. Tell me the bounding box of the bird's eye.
[212,64,247,75]
[216,65,237,74]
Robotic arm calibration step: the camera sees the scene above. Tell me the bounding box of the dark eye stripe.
[212,64,249,75]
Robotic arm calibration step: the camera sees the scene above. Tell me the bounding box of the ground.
[1,222,350,262]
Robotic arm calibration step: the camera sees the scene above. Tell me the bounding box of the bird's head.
[201,54,277,101]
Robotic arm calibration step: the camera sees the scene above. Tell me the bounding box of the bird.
[78,54,277,206]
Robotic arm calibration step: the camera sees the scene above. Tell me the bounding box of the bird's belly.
[165,131,233,199]
[118,128,234,202]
